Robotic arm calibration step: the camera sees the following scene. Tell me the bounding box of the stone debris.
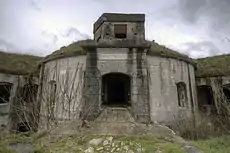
[181,145,204,153]
[84,136,144,153]
[88,138,103,146]
[84,146,94,153]
[9,143,34,153]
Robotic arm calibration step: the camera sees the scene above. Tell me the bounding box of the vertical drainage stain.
[159,61,164,95]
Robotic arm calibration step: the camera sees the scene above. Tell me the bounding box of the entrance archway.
[102,73,131,107]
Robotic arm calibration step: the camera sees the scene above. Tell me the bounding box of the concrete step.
[91,107,136,135]
[95,107,135,123]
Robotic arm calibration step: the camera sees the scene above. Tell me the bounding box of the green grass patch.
[116,135,185,153]
[34,134,185,153]
[193,135,230,153]
[195,54,230,77]
[0,132,33,153]
[0,51,42,75]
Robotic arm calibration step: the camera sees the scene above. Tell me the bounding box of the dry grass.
[171,112,230,140]
[43,39,93,63]
[193,135,230,153]
[195,54,230,77]
[0,51,42,75]
[43,39,195,65]
[148,41,188,58]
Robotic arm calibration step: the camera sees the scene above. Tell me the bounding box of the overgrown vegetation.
[2,130,230,153]
[0,132,33,153]
[193,136,230,153]
[147,40,194,64]
[195,54,230,77]
[171,111,230,141]
[0,133,186,153]
[43,39,93,63]
[0,51,42,75]
[43,39,195,64]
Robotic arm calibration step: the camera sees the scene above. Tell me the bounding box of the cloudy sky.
[0,0,229,58]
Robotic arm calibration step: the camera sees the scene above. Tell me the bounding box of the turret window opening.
[114,24,127,39]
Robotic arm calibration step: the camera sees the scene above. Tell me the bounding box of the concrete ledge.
[94,13,145,32]
[81,39,150,49]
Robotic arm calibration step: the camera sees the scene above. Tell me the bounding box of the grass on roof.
[195,54,230,77]
[44,39,193,64]
[148,41,189,58]
[43,39,93,62]
[0,51,43,75]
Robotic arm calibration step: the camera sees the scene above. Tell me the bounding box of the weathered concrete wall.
[84,47,150,123]
[39,55,86,129]
[147,56,197,124]
[0,73,19,128]
[196,76,230,113]
[94,22,145,42]
[0,73,39,130]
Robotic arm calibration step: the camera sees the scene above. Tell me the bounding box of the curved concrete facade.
[39,55,86,128]
[1,13,230,134]
[147,56,197,124]
[39,49,197,128]
[38,13,198,129]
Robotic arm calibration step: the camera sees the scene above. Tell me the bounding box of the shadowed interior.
[102,73,131,107]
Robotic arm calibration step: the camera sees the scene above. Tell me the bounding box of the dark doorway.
[197,85,214,106]
[223,84,230,103]
[102,73,131,107]
[197,85,215,114]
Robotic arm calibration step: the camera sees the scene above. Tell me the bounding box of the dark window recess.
[17,122,30,132]
[197,85,214,106]
[223,85,230,103]
[177,82,188,107]
[114,24,127,39]
[0,82,13,104]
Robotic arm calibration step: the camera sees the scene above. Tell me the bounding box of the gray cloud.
[0,0,229,58]
[0,38,21,52]
[177,0,230,57]
[179,0,230,22]
[29,0,41,11]
[41,31,58,45]
[178,0,206,23]
[180,41,221,58]
[0,38,42,56]
[61,27,91,40]
[178,0,230,36]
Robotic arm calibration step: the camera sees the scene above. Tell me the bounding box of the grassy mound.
[2,131,230,153]
[193,136,230,153]
[0,51,42,75]
[195,54,230,77]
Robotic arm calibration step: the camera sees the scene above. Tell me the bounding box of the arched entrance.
[102,73,131,107]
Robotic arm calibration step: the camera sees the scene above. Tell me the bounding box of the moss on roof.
[195,54,230,77]
[43,39,195,65]
[147,41,195,64]
[43,39,93,63]
[0,51,43,75]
